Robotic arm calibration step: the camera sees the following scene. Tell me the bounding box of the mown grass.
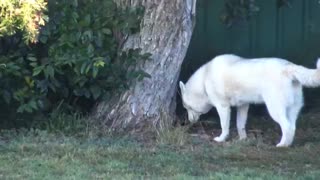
[1,110,320,179]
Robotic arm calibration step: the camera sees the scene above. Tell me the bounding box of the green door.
[182,0,320,78]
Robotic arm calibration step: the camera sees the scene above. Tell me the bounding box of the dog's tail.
[288,58,320,87]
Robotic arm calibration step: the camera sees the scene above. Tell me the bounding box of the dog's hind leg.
[287,87,303,126]
[214,105,231,142]
[265,95,295,147]
[237,104,250,140]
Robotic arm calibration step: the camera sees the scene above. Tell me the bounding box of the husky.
[179,54,320,147]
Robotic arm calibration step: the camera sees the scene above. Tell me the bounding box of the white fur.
[180,54,320,147]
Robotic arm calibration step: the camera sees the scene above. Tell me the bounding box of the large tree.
[93,0,197,131]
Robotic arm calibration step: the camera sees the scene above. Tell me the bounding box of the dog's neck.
[185,64,210,101]
[185,64,212,113]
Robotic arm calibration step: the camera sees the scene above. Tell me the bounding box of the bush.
[0,0,48,43]
[0,0,150,123]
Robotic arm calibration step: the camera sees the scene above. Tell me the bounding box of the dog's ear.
[179,81,185,93]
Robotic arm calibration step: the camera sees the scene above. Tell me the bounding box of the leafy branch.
[0,0,48,43]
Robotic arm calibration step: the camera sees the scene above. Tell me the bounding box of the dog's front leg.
[214,105,231,142]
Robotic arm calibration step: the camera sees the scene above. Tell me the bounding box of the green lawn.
[1,111,320,179]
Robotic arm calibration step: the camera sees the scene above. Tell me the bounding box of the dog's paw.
[214,136,226,142]
[276,142,291,148]
[239,135,247,140]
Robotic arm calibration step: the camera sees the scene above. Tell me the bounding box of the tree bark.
[93,0,197,131]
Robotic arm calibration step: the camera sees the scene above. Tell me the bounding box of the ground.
[0,109,320,179]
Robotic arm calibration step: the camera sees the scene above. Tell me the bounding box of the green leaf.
[46,65,55,78]
[29,100,38,110]
[37,100,44,109]
[72,0,78,7]
[102,28,112,35]
[17,105,25,113]
[73,89,82,96]
[83,30,93,42]
[87,44,94,56]
[25,105,33,113]
[92,67,98,78]
[140,71,151,79]
[80,62,87,74]
[79,14,91,27]
[29,62,38,67]
[93,57,105,67]
[142,53,152,60]
[48,83,56,92]
[72,12,79,22]
[27,56,37,62]
[33,66,44,76]
[84,15,91,26]
[85,63,92,74]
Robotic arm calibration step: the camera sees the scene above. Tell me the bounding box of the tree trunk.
[93,0,197,131]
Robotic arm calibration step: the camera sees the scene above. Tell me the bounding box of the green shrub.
[0,0,150,122]
[0,0,48,43]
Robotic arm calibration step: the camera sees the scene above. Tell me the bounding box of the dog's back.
[203,54,295,106]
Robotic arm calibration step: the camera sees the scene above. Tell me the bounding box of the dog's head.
[179,81,211,123]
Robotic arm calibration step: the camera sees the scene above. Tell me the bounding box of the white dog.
[179,54,320,147]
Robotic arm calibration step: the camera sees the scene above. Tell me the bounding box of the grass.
[1,110,320,179]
